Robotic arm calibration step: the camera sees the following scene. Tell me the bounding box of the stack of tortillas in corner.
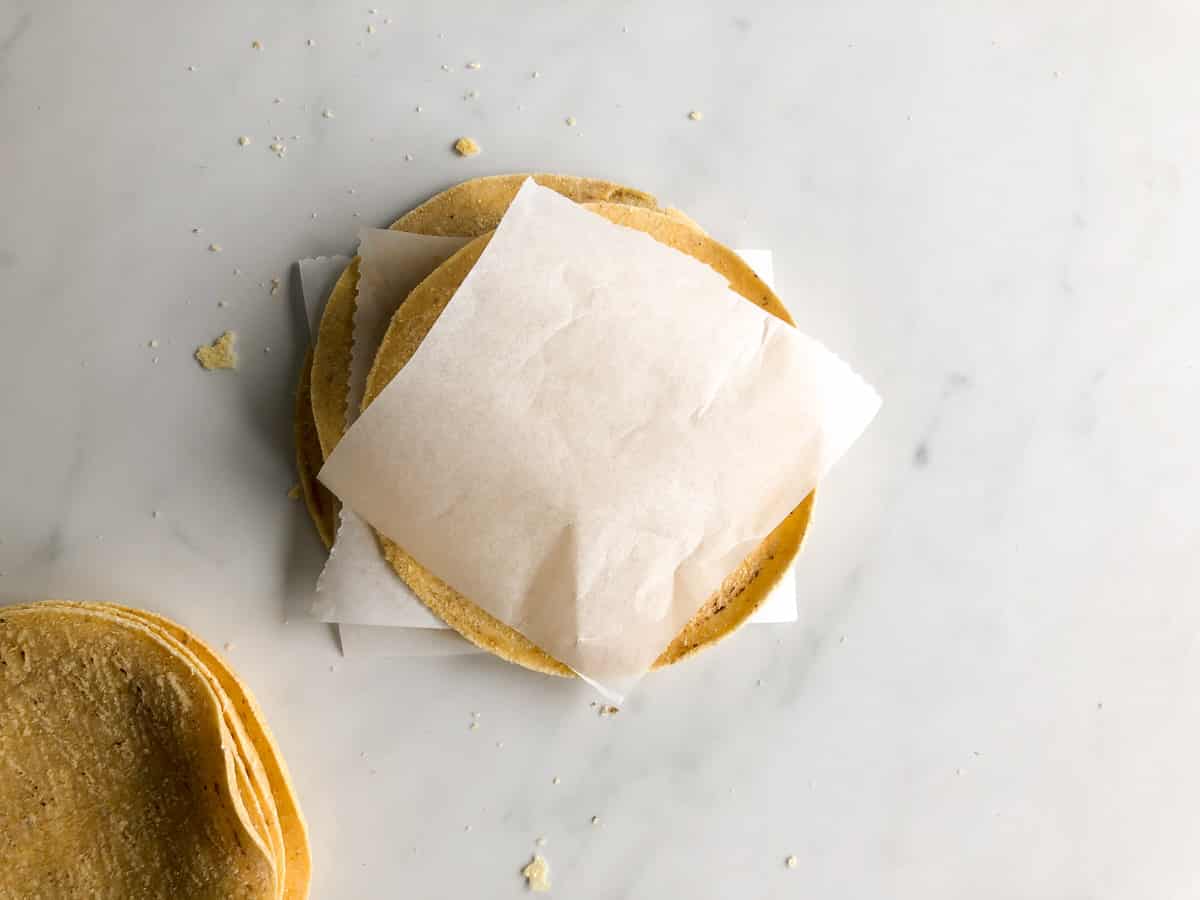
[294,174,815,677]
[0,601,310,899]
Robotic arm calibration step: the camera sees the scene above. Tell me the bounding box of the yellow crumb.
[454,136,481,157]
[195,331,237,371]
[565,116,577,126]
[466,61,481,69]
[208,243,222,252]
[250,39,263,50]
[688,110,703,121]
[270,277,281,295]
[598,704,620,717]
[522,855,550,892]
[287,484,301,500]
[785,855,798,869]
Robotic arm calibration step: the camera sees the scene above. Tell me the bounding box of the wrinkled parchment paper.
[321,245,794,657]
[320,180,880,688]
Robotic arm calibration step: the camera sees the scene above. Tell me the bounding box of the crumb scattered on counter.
[322,108,335,118]
[522,855,550,893]
[688,110,703,121]
[192,226,202,233]
[551,776,560,785]
[238,135,251,146]
[269,141,286,157]
[404,153,414,161]
[591,816,600,825]
[532,70,541,78]
[785,855,798,869]
[208,243,222,252]
[441,63,452,72]
[469,721,478,731]
[454,136,481,157]
[270,277,281,295]
[152,510,160,519]
[466,61,481,69]
[306,38,316,47]
[251,39,263,50]
[287,484,301,500]
[464,89,479,100]
[565,116,577,126]
[195,331,237,370]
[187,65,197,72]
[148,339,159,348]
[366,24,375,33]
[535,837,546,847]
[415,104,423,112]
[598,705,619,717]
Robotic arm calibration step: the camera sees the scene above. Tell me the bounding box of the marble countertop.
[3,1,1199,897]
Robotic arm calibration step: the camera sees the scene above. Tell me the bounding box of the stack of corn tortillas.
[295,173,815,677]
[0,601,310,899]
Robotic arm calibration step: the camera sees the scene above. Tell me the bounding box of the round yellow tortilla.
[0,603,278,899]
[361,201,814,676]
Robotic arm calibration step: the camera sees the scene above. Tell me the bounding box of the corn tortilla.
[294,175,813,674]
[0,603,278,899]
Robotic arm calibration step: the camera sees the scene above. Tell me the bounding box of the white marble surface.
[2,1,1199,897]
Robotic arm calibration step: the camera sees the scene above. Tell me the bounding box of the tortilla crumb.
[688,110,704,121]
[238,135,251,146]
[565,116,577,126]
[551,776,560,785]
[466,61,481,69]
[785,855,798,869]
[322,108,335,119]
[454,136,481,157]
[535,837,547,847]
[287,484,301,500]
[195,331,237,370]
[591,815,600,825]
[208,243,222,252]
[598,705,619,717]
[270,277,281,295]
[307,38,316,47]
[250,40,263,50]
[522,855,550,892]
